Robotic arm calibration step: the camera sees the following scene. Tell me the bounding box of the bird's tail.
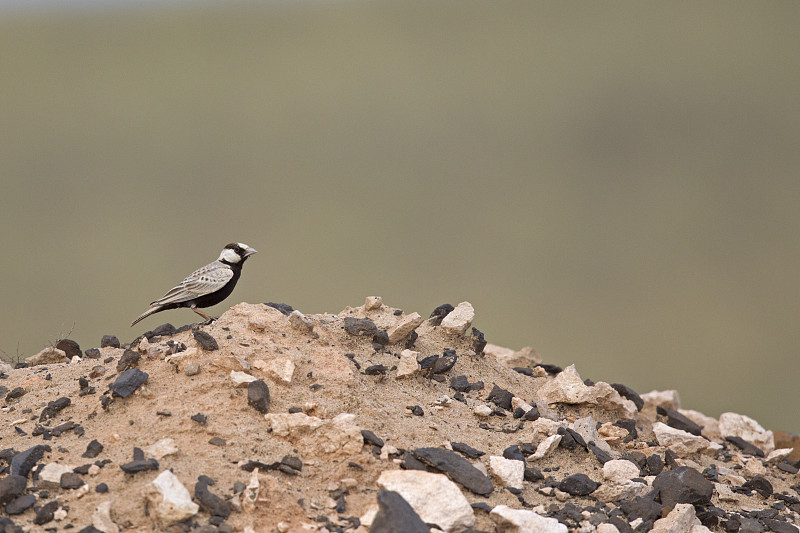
[131,306,162,327]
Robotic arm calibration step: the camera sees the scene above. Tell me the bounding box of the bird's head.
[219,242,258,264]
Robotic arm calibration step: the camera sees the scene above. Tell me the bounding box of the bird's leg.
[191,307,217,324]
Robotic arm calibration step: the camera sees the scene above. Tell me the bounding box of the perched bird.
[131,242,257,327]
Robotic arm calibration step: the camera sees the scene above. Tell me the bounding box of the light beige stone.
[26,347,67,366]
[766,448,793,463]
[679,409,720,439]
[652,422,710,456]
[536,365,635,419]
[641,389,681,420]
[602,460,640,483]
[527,434,562,461]
[377,470,475,532]
[473,405,493,417]
[92,501,119,533]
[597,524,621,533]
[489,456,525,490]
[230,370,258,386]
[364,296,383,310]
[254,357,295,385]
[592,480,649,502]
[288,310,315,334]
[718,412,775,454]
[489,505,568,533]
[573,417,613,455]
[440,302,475,335]
[143,470,199,527]
[145,438,179,460]
[264,412,362,456]
[715,483,740,502]
[396,349,421,378]
[651,503,701,533]
[387,312,424,344]
[39,463,74,488]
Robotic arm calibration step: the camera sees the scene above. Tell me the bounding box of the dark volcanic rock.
[428,304,454,326]
[100,335,120,348]
[365,365,388,375]
[743,475,773,498]
[471,327,487,354]
[411,447,493,496]
[524,467,544,482]
[116,349,141,372]
[657,406,703,436]
[11,445,51,478]
[343,317,378,336]
[449,375,483,393]
[82,440,104,459]
[5,387,26,401]
[110,368,149,398]
[535,363,563,375]
[503,445,525,462]
[428,350,457,375]
[84,348,101,359]
[265,302,294,315]
[589,443,613,464]
[60,472,85,489]
[56,338,82,358]
[610,383,644,411]
[195,476,231,519]
[5,494,35,515]
[762,519,798,533]
[361,430,384,448]
[653,466,713,507]
[34,500,59,525]
[646,453,664,476]
[486,384,514,410]
[725,436,765,457]
[193,330,219,351]
[0,475,27,505]
[614,418,638,442]
[619,490,663,521]
[191,413,207,424]
[120,458,159,473]
[451,442,485,459]
[247,380,271,414]
[148,323,176,338]
[558,473,599,496]
[39,397,71,421]
[407,405,424,416]
[370,490,428,533]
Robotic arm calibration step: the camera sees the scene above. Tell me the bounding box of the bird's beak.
[243,246,258,257]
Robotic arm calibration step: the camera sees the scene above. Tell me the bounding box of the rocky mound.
[1,298,799,533]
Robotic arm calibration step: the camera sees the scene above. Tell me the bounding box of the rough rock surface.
[0,299,797,533]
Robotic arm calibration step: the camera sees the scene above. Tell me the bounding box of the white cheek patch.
[219,248,241,263]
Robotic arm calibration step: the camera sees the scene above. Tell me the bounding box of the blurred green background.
[1,1,798,432]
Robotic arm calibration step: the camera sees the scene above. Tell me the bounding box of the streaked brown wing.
[150,261,234,306]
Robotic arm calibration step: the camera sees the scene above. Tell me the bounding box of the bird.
[131,242,257,327]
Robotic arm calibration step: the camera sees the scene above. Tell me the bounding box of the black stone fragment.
[109,368,149,398]
[411,447,493,496]
[427,350,457,375]
[725,436,765,457]
[49,421,76,437]
[372,330,390,347]
[34,500,59,525]
[191,413,207,424]
[614,419,638,441]
[401,452,429,472]
[471,327,487,354]
[120,458,158,473]
[82,440,104,459]
[60,472,84,489]
[370,490,428,533]
[100,335,120,348]
[557,427,578,450]
[364,365,388,375]
[209,437,226,447]
[471,501,492,513]
[609,515,635,533]
[451,442,485,459]
[762,519,797,533]
[513,367,533,376]
[247,380,270,414]
[6,493,35,514]
[5,387,26,401]
[361,430,384,448]
[657,406,703,436]
[116,349,140,372]
[503,445,525,462]
[343,317,377,336]
[407,405,423,416]
[619,490,663,521]
[148,323,176,338]
[449,375,483,393]
[265,302,294,315]
[486,384,514,410]
[589,443,613,464]
[535,363,563,375]
[777,462,799,474]
[524,467,544,482]
[652,466,713,507]
[193,330,219,351]
[743,475,773,498]
[611,383,644,411]
[79,526,104,533]
[281,455,303,471]
[39,397,71,421]
[429,304,454,326]
[664,449,680,469]
[558,473,599,496]
[11,445,51,478]
[84,348,101,359]
[0,475,27,505]
[521,405,540,421]
[56,338,81,358]
[195,476,231,519]
[646,453,664,476]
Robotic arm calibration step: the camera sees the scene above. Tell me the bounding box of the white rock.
[92,501,119,533]
[364,296,383,310]
[143,470,199,527]
[145,438,179,460]
[264,412,362,456]
[39,463,74,488]
[597,524,621,533]
[288,310,315,334]
[387,312,424,344]
[744,457,766,476]
[718,412,775,454]
[485,344,543,368]
[88,464,101,476]
[641,389,681,420]
[254,357,296,385]
[490,505,568,533]
[528,434,562,461]
[396,349,421,378]
[511,397,534,413]
[26,347,67,366]
[651,503,701,533]
[715,483,740,502]
[377,470,475,532]
[440,302,475,335]
[529,418,561,441]
[360,504,379,527]
[54,507,68,520]
[241,468,260,512]
[602,460,640,483]
[598,422,630,444]
[766,448,793,463]
[230,370,258,386]
[679,409,720,439]
[592,479,650,502]
[536,365,636,419]
[573,417,613,455]
[473,404,493,417]
[489,456,525,490]
[71,355,81,363]
[652,422,710,456]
